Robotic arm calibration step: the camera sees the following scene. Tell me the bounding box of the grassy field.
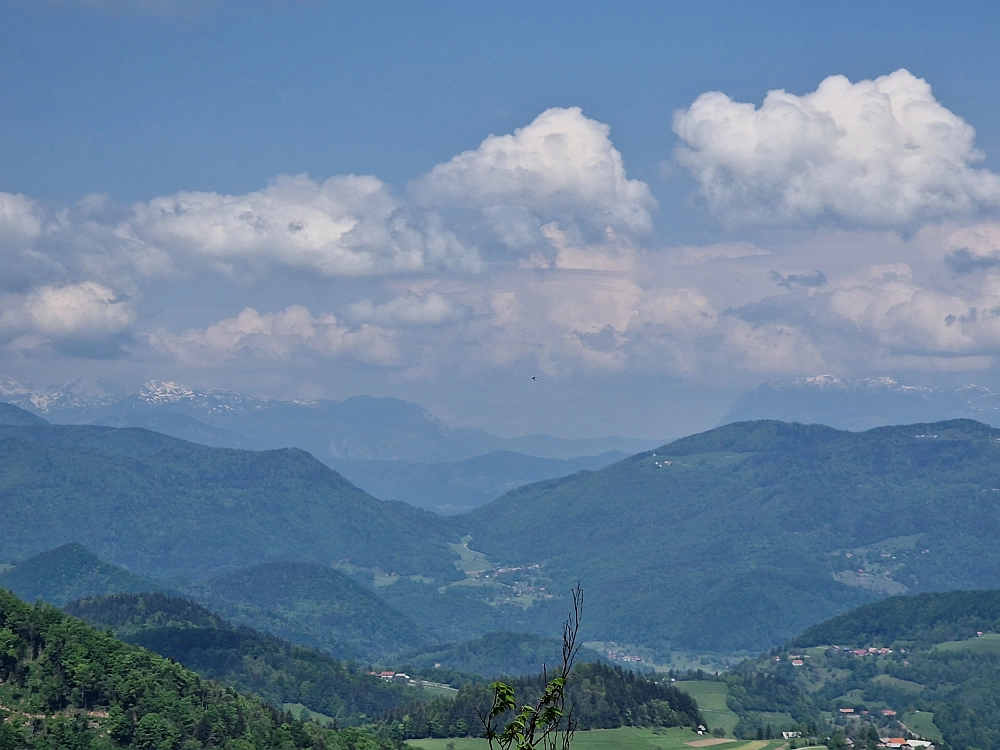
[414,680,460,699]
[282,703,336,727]
[902,711,943,743]
[869,674,924,694]
[449,537,493,576]
[934,632,1000,654]
[674,681,740,735]
[406,727,789,750]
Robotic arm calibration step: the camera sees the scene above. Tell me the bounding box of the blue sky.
[2,1,1000,438]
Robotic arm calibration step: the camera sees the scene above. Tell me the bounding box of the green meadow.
[674,681,740,735]
[406,727,789,750]
[901,712,943,743]
[934,632,1000,654]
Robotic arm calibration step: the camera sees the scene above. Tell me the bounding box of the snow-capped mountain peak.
[137,380,196,404]
[130,380,264,415]
[0,377,123,416]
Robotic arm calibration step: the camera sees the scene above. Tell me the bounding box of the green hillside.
[0,588,403,749]
[461,419,1000,651]
[401,630,602,678]
[702,589,1000,749]
[381,662,704,740]
[63,592,422,726]
[792,589,1000,648]
[187,562,431,660]
[1,546,429,661]
[0,543,159,605]
[0,422,460,581]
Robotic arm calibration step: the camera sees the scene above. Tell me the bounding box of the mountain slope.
[90,409,266,449]
[462,419,1000,652]
[0,401,47,426]
[63,592,421,725]
[330,450,628,514]
[791,589,1000,648]
[19,378,656,462]
[0,588,400,749]
[0,422,459,580]
[0,543,159,605]
[188,562,431,660]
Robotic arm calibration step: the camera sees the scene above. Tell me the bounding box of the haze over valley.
[5,3,1000,749]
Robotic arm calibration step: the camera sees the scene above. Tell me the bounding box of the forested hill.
[0,588,403,749]
[720,588,1000,749]
[1,545,432,661]
[461,419,1000,652]
[63,592,422,727]
[186,562,430,659]
[791,589,1000,648]
[0,422,459,580]
[0,543,159,605]
[380,662,704,740]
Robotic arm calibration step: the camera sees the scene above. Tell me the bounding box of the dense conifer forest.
[0,589,405,749]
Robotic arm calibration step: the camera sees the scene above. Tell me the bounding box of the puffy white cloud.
[413,107,656,257]
[347,291,466,327]
[827,265,1000,356]
[151,305,398,366]
[0,282,136,358]
[0,193,43,245]
[673,69,1000,228]
[944,222,1000,272]
[122,174,481,277]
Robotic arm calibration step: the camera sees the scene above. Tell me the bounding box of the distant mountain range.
[0,376,659,511]
[723,375,1000,431]
[465,418,1000,652]
[8,403,1000,656]
[1,377,659,461]
[0,407,458,581]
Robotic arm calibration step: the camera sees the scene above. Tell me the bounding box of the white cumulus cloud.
[122,174,481,278]
[413,107,656,258]
[0,281,136,358]
[827,265,1000,356]
[673,69,1000,228]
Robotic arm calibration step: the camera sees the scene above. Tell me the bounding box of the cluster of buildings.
[837,708,897,718]
[370,670,411,683]
[828,645,895,657]
[879,739,934,749]
[605,650,642,663]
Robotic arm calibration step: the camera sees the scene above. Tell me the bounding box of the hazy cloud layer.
[5,77,1000,435]
[151,306,397,367]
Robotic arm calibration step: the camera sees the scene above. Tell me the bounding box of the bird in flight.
[531,376,537,381]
